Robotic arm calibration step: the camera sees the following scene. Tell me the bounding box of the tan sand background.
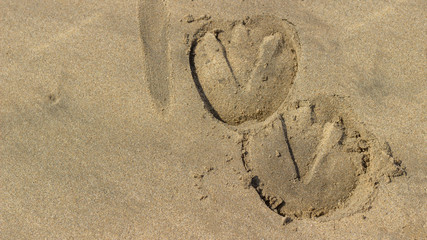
[1,0,426,239]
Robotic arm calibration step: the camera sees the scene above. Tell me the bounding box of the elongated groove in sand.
[139,0,170,109]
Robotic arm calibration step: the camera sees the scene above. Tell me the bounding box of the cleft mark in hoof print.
[189,16,404,220]
[190,16,299,125]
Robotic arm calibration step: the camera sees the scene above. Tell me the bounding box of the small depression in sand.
[190,16,299,125]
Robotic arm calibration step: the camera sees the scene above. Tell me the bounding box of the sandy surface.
[1,0,426,239]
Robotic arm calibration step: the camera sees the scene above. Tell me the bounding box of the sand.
[1,0,426,239]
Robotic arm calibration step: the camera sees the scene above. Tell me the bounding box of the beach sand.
[1,0,426,239]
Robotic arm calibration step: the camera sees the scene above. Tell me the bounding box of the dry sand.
[1,0,426,239]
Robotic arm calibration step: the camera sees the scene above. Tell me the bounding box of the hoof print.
[190,16,299,125]
[243,96,405,219]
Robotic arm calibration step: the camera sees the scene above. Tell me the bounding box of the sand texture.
[1,0,426,239]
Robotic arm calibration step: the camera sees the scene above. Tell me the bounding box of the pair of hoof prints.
[189,16,404,220]
[152,15,405,220]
